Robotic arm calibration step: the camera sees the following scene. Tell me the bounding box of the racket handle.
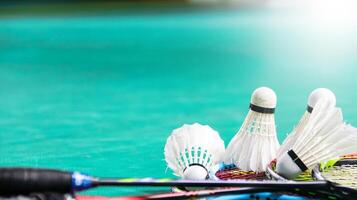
[0,168,73,195]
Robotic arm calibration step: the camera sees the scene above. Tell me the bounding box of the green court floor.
[0,2,357,196]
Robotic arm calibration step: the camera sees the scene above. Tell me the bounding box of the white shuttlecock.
[223,87,280,172]
[276,99,357,179]
[164,123,225,180]
[276,88,336,158]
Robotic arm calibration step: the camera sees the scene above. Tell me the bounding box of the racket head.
[172,162,348,199]
[173,163,323,199]
[312,153,357,190]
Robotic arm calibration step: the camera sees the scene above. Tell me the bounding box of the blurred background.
[0,0,357,196]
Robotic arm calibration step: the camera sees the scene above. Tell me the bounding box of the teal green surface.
[0,6,357,196]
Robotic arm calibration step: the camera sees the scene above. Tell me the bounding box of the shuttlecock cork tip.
[276,150,307,179]
[307,88,336,110]
[251,87,277,109]
[183,165,209,180]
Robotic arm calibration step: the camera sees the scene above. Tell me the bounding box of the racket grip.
[0,168,73,195]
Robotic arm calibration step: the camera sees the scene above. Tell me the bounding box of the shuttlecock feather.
[224,87,280,172]
[276,88,336,158]
[276,99,357,179]
[164,123,225,180]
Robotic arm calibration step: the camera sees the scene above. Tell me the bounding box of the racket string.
[215,168,266,180]
[322,165,357,189]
